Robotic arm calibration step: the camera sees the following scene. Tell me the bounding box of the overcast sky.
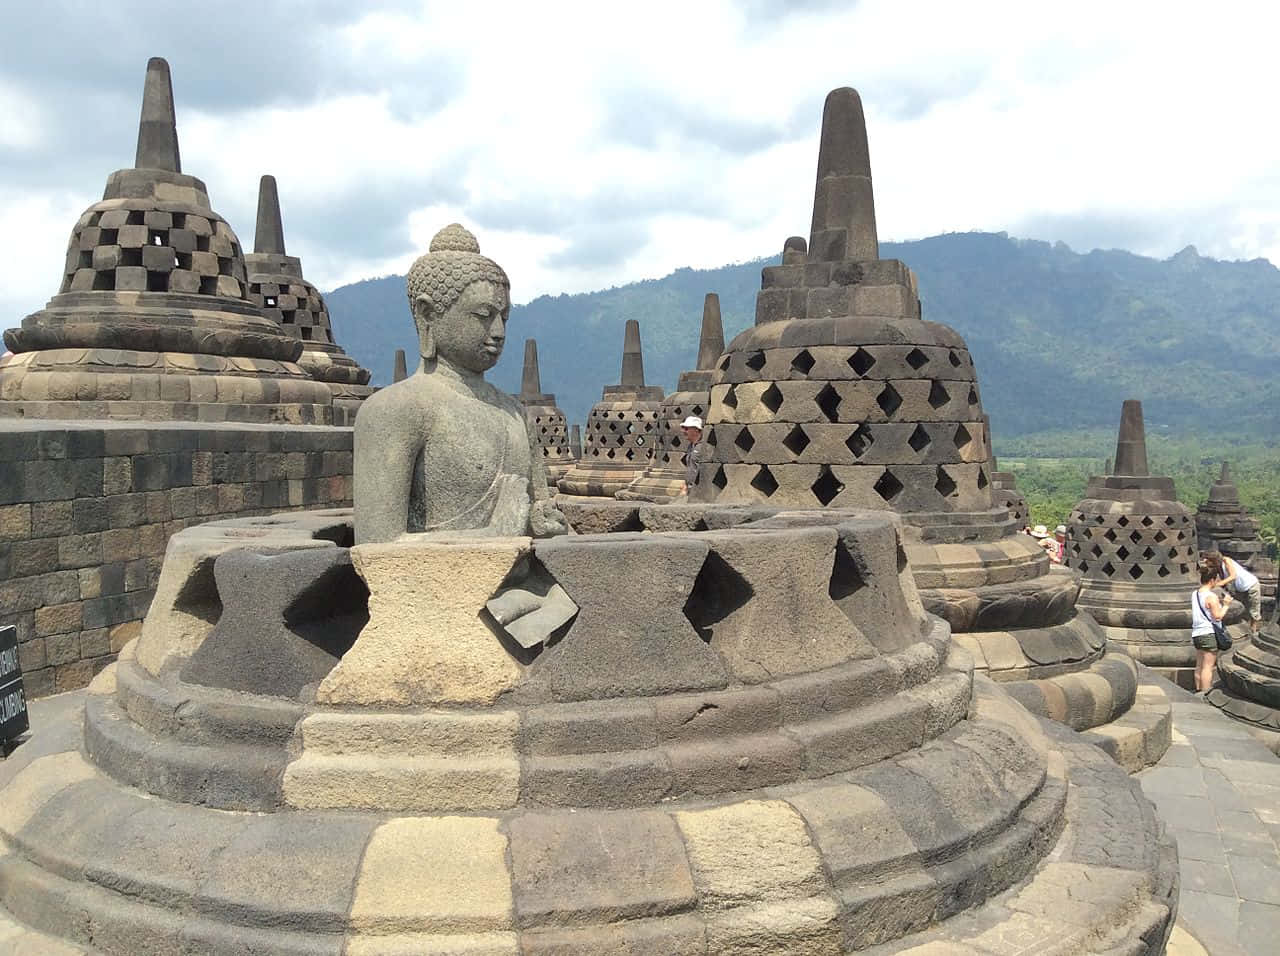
[3,0,1279,323]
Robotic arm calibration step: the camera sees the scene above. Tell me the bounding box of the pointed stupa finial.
[1104,458,1112,475]
[254,175,287,256]
[521,339,542,397]
[1112,400,1149,477]
[1220,461,1231,482]
[696,294,725,371]
[135,57,181,173]
[392,349,408,383]
[808,87,877,263]
[620,319,645,387]
[570,424,583,459]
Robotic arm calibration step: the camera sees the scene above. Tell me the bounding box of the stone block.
[0,503,31,539]
[102,457,132,495]
[521,698,657,755]
[18,635,46,671]
[350,816,513,933]
[115,266,147,290]
[519,916,706,956]
[183,547,366,700]
[54,658,93,691]
[35,601,83,636]
[44,630,80,665]
[510,811,697,929]
[527,535,728,701]
[674,799,833,909]
[32,500,73,535]
[317,538,527,707]
[12,537,60,575]
[80,626,111,657]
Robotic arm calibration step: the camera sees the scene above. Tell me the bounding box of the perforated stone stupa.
[516,339,574,485]
[620,292,724,501]
[1065,400,1237,678]
[0,58,332,424]
[556,319,663,497]
[1195,461,1276,617]
[244,175,372,425]
[687,87,1167,766]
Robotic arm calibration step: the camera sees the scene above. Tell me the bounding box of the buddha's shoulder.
[357,378,438,424]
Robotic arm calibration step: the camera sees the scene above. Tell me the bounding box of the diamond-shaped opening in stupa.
[750,465,779,497]
[746,350,767,372]
[734,427,756,453]
[783,425,811,457]
[846,424,874,459]
[908,425,931,454]
[876,384,902,417]
[761,383,784,414]
[812,466,844,506]
[848,348,875,376]
[816,383,842,422]
[927,381,949,409]
[934,466,958,498]
[791,349,815,375]
[906,348,928,370]
[874,469,904,502]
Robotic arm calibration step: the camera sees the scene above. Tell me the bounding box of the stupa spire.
[620,319,645,387]
[695,294,725,371]
[1220,461,1231,482]
[521,339,542,397]
[809,87,877,263]
[392,349,408,383]
[134,57,181,173]
[1112,400,1149,477]
[254,175,287,256]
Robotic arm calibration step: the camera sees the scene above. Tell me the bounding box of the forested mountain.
[325,232,1280,437]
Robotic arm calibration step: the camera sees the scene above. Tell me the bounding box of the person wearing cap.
[1047,525,1068,564]
[678,416,705,495]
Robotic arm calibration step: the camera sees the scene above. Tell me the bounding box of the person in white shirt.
[1208,551,1262,635]
[1190,560,1232,693]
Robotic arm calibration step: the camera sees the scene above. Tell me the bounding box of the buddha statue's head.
[406,224,511,374]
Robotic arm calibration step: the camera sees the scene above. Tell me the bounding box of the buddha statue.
[354,225,566,544]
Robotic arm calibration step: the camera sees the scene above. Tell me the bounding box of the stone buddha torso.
[352,224,561,545]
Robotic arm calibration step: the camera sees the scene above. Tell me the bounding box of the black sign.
[0,624,28,743]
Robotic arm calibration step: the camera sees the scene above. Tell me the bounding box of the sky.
[2,0,1279,325]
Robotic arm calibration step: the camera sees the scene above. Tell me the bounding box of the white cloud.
[2,0,1280,323]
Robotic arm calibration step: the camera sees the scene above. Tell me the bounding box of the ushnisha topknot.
[406,223,509,315]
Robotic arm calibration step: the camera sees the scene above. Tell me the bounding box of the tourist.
[678,416,705,495]
[1048,524,1068,564]
[1207,551,1262,635]
[1191,559,1232,693]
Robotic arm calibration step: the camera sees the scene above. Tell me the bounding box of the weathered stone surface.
[525,534,728,701]
[318,538,527,706]
[681,526,876,681]
[181,546,366,699]
[508,811,695,926]
[350,817,513,933]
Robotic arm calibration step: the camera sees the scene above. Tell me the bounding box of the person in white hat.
[678,416,705,495]
[1048,524,1068,564]
[1029,524,1049,539]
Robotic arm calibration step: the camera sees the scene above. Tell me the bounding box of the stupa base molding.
[0,672,1176,955]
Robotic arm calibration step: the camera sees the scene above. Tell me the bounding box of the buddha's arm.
[353,400,419,545]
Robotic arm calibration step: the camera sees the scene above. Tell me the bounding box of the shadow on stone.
[683,550,755,643]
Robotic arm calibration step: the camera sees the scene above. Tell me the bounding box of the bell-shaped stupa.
[1065,401,1240,681]
[0,58,332,423]
[689,88,1167,765]
[244,175,372,425]
[619,292,724,501]
[556,319,663,496]
[517,339,574,485]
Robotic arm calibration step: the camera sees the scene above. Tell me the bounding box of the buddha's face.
[418,279,511,374]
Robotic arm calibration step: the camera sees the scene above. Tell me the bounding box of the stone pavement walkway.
[1138,682,1280,956]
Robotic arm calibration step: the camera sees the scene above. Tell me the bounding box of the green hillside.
[325,231,1280,437]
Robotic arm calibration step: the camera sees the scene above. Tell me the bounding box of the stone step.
[1080,670,1174,773]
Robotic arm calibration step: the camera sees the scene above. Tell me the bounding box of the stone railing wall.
[0,421,352,697]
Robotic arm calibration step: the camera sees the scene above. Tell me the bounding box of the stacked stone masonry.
[0,422,351,697]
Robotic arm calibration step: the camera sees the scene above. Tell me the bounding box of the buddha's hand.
[530,499,569,537]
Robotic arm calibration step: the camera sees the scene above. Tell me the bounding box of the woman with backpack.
[1191,558,1233,694]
